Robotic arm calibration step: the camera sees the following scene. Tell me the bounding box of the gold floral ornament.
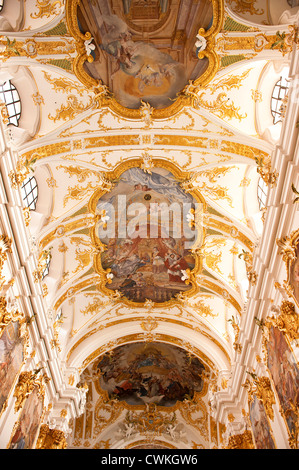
[270,30,296,56]
[65,0,224,119]
[13,369,50,413]
[140,316,159,342]
[243,373,276,422]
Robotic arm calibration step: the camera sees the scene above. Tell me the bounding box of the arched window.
[41,252,51,280]
[21,176,38,210]
[271,69,290,125]
[0,80,21,126]
[257,177,268,210]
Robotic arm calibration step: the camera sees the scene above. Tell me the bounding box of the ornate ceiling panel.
[1,0,297,450]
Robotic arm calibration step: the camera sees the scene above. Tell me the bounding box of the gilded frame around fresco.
[65,0,224,119]
[88,157,206,308]
[0,298,29,420]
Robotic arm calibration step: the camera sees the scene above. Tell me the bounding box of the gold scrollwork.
[65,0,224,119]
[267,301,299,344]
[30,0,63,19]
[226,0,264,16]
[13,369,51,413]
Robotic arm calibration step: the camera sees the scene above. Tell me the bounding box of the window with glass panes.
[21,176,38,210]
[271,75,290,124]
[0,81,21,126]
[257,177,268,210]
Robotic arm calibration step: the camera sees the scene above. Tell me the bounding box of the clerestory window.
[257,177,268,210]
[21,176,38,210]
[0,80,21,127]
[271,69,290,125]
[41,252,51,280]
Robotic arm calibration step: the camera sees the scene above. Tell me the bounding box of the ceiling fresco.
[95,342,207,407]
[66,0,224,114]
[77,0,213,109]
[90,162,205,303]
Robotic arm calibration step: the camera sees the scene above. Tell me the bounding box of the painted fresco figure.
[165,252,188,283]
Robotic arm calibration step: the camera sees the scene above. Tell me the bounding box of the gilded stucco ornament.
[36,424,67,449]
[226,0,264,16]
[255,154,278,188]
[277,229,299,307]
[243,373,276,422]
[227,316,242,353]
[13,369,50,413]
[238,249,258,285]
[30,0,63,19]
[0,296,28,340]
[33,248,52,283]
[0,235,12,291]
[226,430,255,449]
[262,301,299,349]
[65,0,224,119]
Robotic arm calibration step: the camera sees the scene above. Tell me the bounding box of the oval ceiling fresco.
[66,0,224,115]
[89,160,205,304]
[95,342,208,407]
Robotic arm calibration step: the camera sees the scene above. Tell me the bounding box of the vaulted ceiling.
[0,0,297,449]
